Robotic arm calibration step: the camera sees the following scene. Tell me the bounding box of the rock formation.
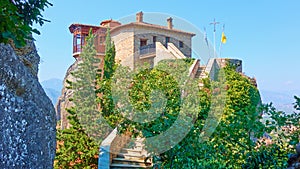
[0,41,56,168]
[287,143,300,169]
[55,61,78,129]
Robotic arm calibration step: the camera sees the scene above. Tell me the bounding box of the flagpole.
[204,27,211,59]
[219,41,222,58]
[213,28,216,58]
[219,24,225,58]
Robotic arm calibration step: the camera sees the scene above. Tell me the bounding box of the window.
[81,35,85,45]
[165,37,170,47]
[179,41,183,48]
[76,34,81,45]
[99,36,105,45]
[75,34,81,52]
[166,37,170,44]
[153,36,157,43]
[140,39,147,47]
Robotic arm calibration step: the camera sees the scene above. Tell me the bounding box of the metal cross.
[210,18,220,32]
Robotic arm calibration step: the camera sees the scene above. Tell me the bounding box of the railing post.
[98,146,110,169]
[98,128,118,169]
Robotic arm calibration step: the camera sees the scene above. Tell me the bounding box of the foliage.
[97,28,120,127]
[103,28,115,79]
[55,30,300,168]
[0,0,52,47]
[151,64,300,168]
[111,59,195,131]
[55,108,99,169]
[127,67,181,137]
[55,30,101,168]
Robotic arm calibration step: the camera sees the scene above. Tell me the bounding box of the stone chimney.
[167,17,173,29]
[136,11,143,22]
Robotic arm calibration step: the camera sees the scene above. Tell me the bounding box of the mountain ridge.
[41,78,63,105]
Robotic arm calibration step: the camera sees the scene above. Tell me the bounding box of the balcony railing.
[139,43,156,56]
[73,44,82,54]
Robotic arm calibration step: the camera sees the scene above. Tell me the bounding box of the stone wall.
[0,42,56,168]
[111,24,193,70]
[201,58,243,81]
[132,26,192,58]
[154,42,177,66]
[215,58,242,73]
[111,28,135,69]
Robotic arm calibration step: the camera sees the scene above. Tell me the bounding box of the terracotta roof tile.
[111,22,195,36]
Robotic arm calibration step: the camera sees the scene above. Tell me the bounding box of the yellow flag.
[221,32,227,44]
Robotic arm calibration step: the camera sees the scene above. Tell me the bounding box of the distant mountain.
[260,90,300,113]
[41,78,63,105]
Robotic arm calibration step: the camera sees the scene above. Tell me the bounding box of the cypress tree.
[55,30,100,168]
[103,27,115,79]
[98,28,118,125]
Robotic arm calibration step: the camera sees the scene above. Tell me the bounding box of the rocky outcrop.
[0,42,56,168]
[55,61,78,129]
[287,143,300,169]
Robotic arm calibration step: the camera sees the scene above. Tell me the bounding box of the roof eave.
[111,22,195,36]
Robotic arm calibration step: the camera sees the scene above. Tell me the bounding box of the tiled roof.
[111,22,195,36]
[69,20,195,36]
[69,23,104,33]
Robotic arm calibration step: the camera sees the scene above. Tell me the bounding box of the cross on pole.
[210,18,220,57]
[210,18,220,32]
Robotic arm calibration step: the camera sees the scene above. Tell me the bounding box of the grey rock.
[10,37,40,76]
[297,143,300,155]
[55,61,78,129]
[0,43,56,169]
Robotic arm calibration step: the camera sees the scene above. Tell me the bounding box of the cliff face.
[0,42,56,168]
[55,61,78,129]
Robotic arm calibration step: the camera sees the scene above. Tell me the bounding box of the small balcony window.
[165,37,170,47]
[153,36,157,43]
[140,39,147,47]
[166,37,170,43]
[73,34,82,53]
[179,41,184,48]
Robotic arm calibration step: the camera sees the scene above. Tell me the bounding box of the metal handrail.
[139,43,156,56]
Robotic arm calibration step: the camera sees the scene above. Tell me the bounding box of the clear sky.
[34,0,300,94]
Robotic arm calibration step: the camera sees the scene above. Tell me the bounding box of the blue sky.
[34,0,300,95]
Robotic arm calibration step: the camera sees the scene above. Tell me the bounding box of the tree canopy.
[0,0,52,47]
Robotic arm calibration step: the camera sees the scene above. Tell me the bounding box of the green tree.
[97,27,119,126]
[0,0,52,47]
[55,30,101,168]
[153,63,300,168]
[55,108,99,168]
[112,58,199,158]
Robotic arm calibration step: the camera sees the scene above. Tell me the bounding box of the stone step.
[127,144,145,150]
[110,163,152,169]
[110,137,152,169]
[126,140,145,149]
[121,148,145,155]
[117,153,146,161]
[122,148,143,152]
[194,66,206,78]
[112,158,152,166]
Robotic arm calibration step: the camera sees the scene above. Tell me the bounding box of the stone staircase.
[195,65,206,79]
[110,138,152,169]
